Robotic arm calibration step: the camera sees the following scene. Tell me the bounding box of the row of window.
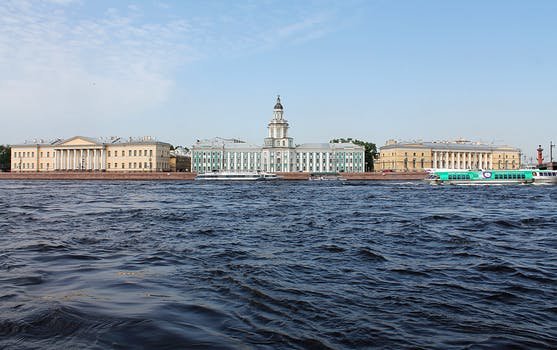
[14,151,35,158]
[195,151,363,158]
[494,173,526,180]
[13,163,34,169]
[107,162,152,169]
[108,149,154,157]
[448,174,470,180]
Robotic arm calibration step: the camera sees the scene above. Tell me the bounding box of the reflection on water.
[1,181,556,349]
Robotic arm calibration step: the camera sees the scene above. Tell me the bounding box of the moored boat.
[425,169,534,185]
[532,170,557,184]
[195,171,280,181]
[308,172,346,181]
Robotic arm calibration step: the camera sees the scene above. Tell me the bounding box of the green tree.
[0,145,11,172]
[331,138,377,172]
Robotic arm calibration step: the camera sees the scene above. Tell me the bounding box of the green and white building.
[192,96,365,173]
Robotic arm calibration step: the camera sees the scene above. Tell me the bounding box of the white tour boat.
[532,170,557,184]
[195,171,280,181]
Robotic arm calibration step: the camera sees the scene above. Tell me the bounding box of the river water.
[0,180,556,349]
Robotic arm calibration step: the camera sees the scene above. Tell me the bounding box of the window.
[108,163,111,169]
[134,150,137,157]
[139,162,142,168]
[122,163,125,169]
[108,151,111,157]
[129,150,132,156]
[129,162,132,168]
[47,152,49,157]
[122,151,125,157]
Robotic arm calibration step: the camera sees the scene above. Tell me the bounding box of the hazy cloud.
[0,0,344,141]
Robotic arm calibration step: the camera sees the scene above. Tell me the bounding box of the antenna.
[550,141,555,162]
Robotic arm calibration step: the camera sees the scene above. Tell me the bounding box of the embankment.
[0,171,427,181]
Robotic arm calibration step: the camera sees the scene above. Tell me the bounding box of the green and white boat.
[425,169,534,185]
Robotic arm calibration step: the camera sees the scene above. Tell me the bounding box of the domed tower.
[266,96,290,140]
[262,95,295,172]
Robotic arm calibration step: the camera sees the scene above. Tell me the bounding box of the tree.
[331,138,378,172]
[0,145,11,172]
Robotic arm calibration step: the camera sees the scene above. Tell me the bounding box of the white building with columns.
[11,136,171,172]
[192,96,365,173]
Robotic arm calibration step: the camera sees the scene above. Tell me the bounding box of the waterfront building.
[11,136,171,172]
[191,97,365,173]
[378,139,521,172]
[169,147,192,172]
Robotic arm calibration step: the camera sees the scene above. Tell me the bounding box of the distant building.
[378,139,521,172]
[191,97,365,173]
[169,147,191,172]
[11,136,171,172]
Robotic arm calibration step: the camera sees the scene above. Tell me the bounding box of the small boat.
[195,171,280,181]
[425,169,534,185]
[532,170,557,184]
[309,172,346,181]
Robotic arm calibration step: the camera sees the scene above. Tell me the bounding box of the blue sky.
[1,0,555,160]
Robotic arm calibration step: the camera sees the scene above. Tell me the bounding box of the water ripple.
[0,180,556,349]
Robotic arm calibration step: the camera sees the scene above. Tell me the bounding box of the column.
[80,149,83,171]
[100,149,105,170]
[451,152,455,169]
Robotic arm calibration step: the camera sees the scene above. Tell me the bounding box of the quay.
[0,171,427,181]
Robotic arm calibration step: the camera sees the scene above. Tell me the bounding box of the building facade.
[378,139,521,172]
[192,96,365,173]
[11,136,171,172]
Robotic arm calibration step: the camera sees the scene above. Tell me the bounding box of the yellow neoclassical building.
[11,136,171,172]
[378,140,521,172]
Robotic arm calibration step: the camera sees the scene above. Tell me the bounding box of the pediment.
[59,136,100,146]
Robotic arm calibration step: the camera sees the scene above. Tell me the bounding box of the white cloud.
[0,0,194,136]
[0,0,345,141]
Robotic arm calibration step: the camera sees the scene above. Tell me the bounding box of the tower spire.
[274,95,283,110]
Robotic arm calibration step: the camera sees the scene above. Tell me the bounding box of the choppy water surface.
[0,180,556,349]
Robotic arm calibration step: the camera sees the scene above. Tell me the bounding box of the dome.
[274,95,283,110]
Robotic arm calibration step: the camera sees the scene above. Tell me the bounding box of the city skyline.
[1,0,555,160]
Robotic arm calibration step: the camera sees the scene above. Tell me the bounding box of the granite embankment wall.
[0,171,427,181]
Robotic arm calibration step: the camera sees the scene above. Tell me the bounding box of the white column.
[433,151,437,169]
[100,149,105,170]
[80,149,83,171]
[93,149,97,170]
[87,149,91,170]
